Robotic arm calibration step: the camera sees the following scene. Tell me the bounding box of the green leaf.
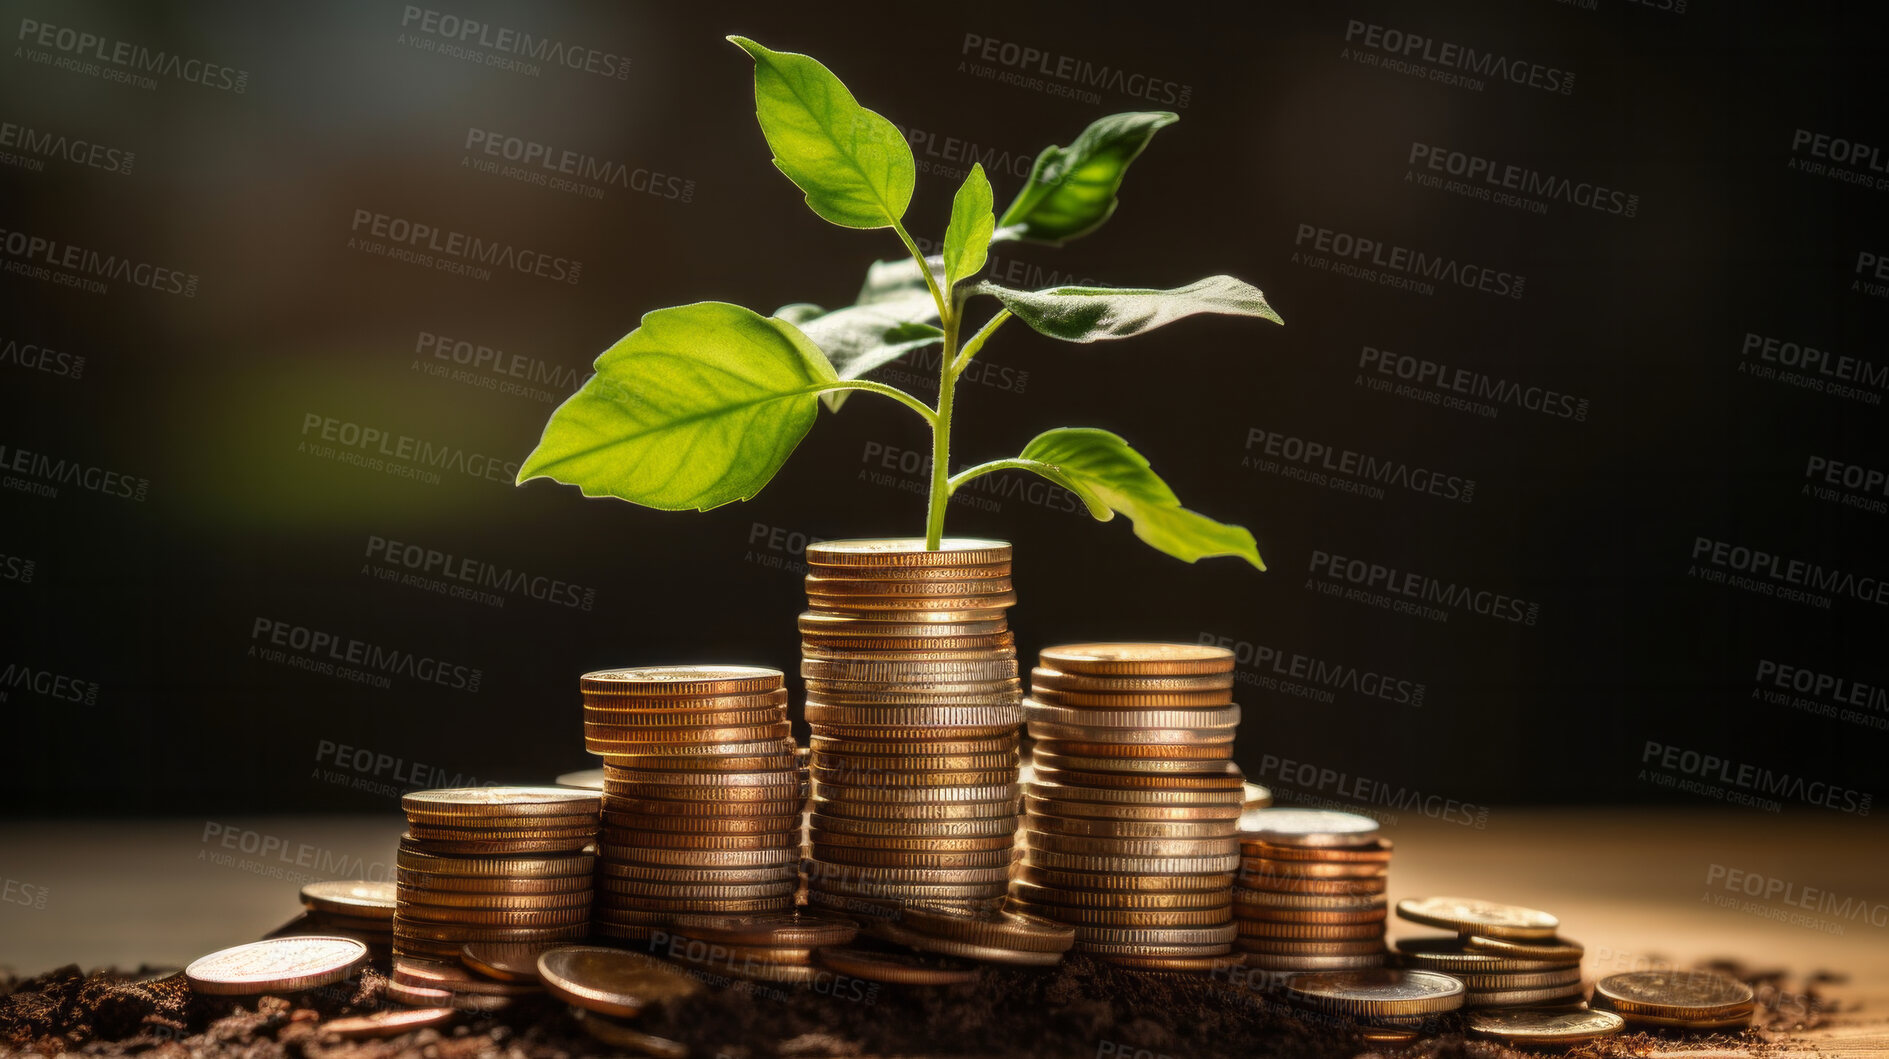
[789,302,944,412]
[517,302,836,511]
[856,254,945,307]
[1019,428,1264,569]
[976,275,1282,343]
[943,163,994,290]
[729,36,915,230]
[773,302,827,326]
[997,111,1178,245]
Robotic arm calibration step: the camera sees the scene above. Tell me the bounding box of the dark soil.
[0,955,1831,1059]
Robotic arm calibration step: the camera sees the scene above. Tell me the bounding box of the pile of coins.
[1233,808,1390,972]
[583,666,801,942]
[1592,969,1754,1031]
[1010,643,1244,969]
[295,880,396,951]
[800,539,1023,917]
[861,902,1075,967]
[665,910,859,985]
[1393,896,1583,1008]
[1282,967,1465,1034]
[393,787,598,965]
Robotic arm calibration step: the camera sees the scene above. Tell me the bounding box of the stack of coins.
[860,903,1075,967]
[393,788,599,964]
[800,539,1023,917]
[1393,897,1584,1008]
[1233,808,1390,972]
[1282,967,1465,1032]
[583,666,800,943]
[1010,643,1244,969]
[1591,970,1753,1031]
[665,910,859,985]
[297,880,396,950]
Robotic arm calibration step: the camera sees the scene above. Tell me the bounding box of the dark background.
[2,0,1883,816]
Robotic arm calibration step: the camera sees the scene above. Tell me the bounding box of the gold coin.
[584,709,785,733]
[393,919,586,944]
[398,886,592,911]
[574,1010,689,1058]
[1591,970,1754,1020]
[810,945,981,984]
[806,681,1022,701]
[804,659,1018,683]
[1464,983,1585,1008]
[598,877,797,900]
[804,575,1016,597]
[395,846,594,878]
[1027,720,1235,745]
[398,904,591,929]
[1240,838,1393,862]
[1026,702,1240,729]
[395,869,593,896]
[1465,934,1585,961]
[582,688,789,711]
[1026,831,1234,858]
[808,878,1008,903]
[1031,764,1244,792]
[1235,904,1386,925]
[1029,781,1244,807]
[319,1007,458,1039]
[807,604,1014,622]
[1236,938,1387,956]
[1454,966,1584,991]
[401,786,602,820]
[535,946,704,1018]
[1030,687,1234,709]
[1283,968,1464,1018]
[1238,875,1388,897]
[1008,882,1231,911]
[601,784,800,805]
[806,859,1010,884]
[382,978,512,1011]
[602,764,797,786]
[804,646,1017,667]
[392,956,541,996]
[1099,953,1239,973]
[597,860,798,884]
[1464,1006,1624,1044]
[602,844,797,867]
[184,936,368,996]
[1396,896,1559,940]
[604,796,802,819]
[863,918,1064,966]
[1238,808,1380,848]
[1029,751,1234,776]
[587,722,793,749]
[669,911,859,948]
[810,812,1017,839]
[602,736,795,759]
[1235,919,1383,940]
[1037,740,1232,761]
[1233,888,1387,911]
[810,795,1017,821]
[1030,667,1235,693]
[1039,643,1235,677]
[1025,794,1242,822]
[1062,921,1239,947]
[1240,951,1387,971]
[300,880,397,919]
[814,722,1020,741]
[604,753,798,774]
[813,846,1011,871]
[1240,858,1388,880]
[816,748,1020,772]
[601,828,796,851]
[1010,902,1231,929]
[805,537,1012,567]
[799,612,1010,638]
[1015,864,1234,893]
[579,665,783,697]
[804,559,1011,581]
[811,829,1014,853]
[805,704,1023,728]
[401,835,593,855]
[812,780,1018,804]
[1028,814,1235,840]
[1394,937,1581,972]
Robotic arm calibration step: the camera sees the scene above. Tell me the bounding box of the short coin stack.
[1282,967,1465,1033]
[296,880,396,951]
[1010,642,1244,970]
[393,788,599,964]
[1394,896,1584,1008]
[666,910,860,985]
[1591,970,1754,1031]
[1234,808,1390,972]
[800,539,1023,917]
[583,666,800,943]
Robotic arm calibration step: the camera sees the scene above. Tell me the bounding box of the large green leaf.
[729,37,914,230]
[997,111,1178,245]
[784,300,943,412]
[976,275,1281,343]
[517,302,837,510]
[1015,428,1264,569]
[943,163,994,290]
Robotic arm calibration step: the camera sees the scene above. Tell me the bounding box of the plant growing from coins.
[518,38,1282,567]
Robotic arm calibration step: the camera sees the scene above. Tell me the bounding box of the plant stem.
[925,308,959,550]
[951,309,1012,375]
[817,380,937,425]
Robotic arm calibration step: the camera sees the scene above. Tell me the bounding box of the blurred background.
[2,0,1885,969]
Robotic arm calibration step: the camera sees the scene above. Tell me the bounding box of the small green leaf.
[856,255,946,307]
[976,275,1282,343]
[517,302,836,510]
[998,111,1178,245]
[729,36,915,230]
[943,163,994,290]
[792,302,944,412]
[1019,428,1264,569]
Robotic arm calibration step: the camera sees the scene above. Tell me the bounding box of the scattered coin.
[319,1007,458,1039]
[461,940,560,982]
[1395,896,1559,940]
[1465,1006,1626,1045]
[573,1010,690,1058]
[1284,967,1466,1020]
[536,945,704,1018]
[811,945,981,985]
[1592,970,1754,1027]
[184,936,367,996]
[300,880,397,920]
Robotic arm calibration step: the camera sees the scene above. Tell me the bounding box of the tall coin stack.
[393,788,600,962]
[1233,808,1391,972]
[1010,643,1244,970]
[800,538,1023,917]
[582,666,801,943]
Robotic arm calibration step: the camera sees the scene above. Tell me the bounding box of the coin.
[1027,721,1235,745]
[402,786,602,820]
[669,911,859,948]
[1284,968,1466,1018]
[1465,934,1584,961]
[301,880,397,919]
[1395,896,1559,940]
[1237,808,1379,848]
[1030,668,1235,693]
[811,945,980,984]
[1462,982,1586,1008]
[864,918,1064,966]
[579,665,783,697]
[460,941,561,982]
[1038,643,1235,677]
[1029,688,1235,709]
[1591,970,1754,1020]
[574,1010,689,1058]
[536,946,704,1018]
[1464,1006,1625,1044]
[894,904,1075,953]
[1241,951,1387,971]
[319,1008,457,1039]
[184,937,368,995]
[1394,937,1581,972]
[1025,702,1240,730]
[393,956,541,996]
[383,978,512,1012]
[555,768,605,790]
[806,537,1012,567]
